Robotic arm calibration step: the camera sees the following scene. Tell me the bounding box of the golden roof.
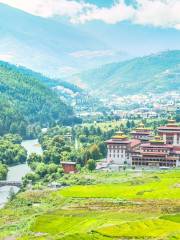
[135,123,151,131]
[113,131,128,139]
[150,136,164,144]
[167,119,178,127]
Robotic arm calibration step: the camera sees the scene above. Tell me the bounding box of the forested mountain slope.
[74,50,180,96]
[0,61,74,138]
[8,63,82,92]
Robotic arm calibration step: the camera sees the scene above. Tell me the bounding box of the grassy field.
[0,169,180,240]
[60,171,180,199]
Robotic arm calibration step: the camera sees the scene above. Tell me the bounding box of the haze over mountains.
[0,3,126,77]
[1,2,180,79]
[0,2,180,97]
[72,50,180,96]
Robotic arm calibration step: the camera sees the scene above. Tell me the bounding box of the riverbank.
[0,139,43,208]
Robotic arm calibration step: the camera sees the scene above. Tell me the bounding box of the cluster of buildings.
[105,120,180,168]
[104,91,180,120]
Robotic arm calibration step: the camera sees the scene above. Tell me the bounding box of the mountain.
[72,50,180,96]
[0,3,122,77]
[7,63,83,92]
[0,61,75,138]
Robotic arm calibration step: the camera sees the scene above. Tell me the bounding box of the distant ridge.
[72,50,180,96]
[0,61,82,92]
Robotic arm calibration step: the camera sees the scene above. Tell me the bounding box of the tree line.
[0,134,27,180]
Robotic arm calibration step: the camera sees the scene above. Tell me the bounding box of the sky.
[0,0,180,76]
[0,0,180,29]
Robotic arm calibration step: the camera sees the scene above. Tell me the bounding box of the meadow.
[0,169,180,240]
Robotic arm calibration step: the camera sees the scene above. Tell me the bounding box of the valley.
[0,1,180,240]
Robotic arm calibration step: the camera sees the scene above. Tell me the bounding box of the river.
[0,139,43,208]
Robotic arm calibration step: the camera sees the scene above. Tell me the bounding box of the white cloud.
[70,50,115,58]
[72,0,135,24]
[1,0,180,29]
[134,0,180,29]
[75,0,180,29]
[0,0,94,18]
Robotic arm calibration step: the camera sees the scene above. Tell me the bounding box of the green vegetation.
[23,124,113,186]
[60,171,180,199]
[87,159,96,171]
[23,119,170,187]
[23,162,63,186]
[0,134,27,180]
[75,50,180,96]
[0,164,8,180]
[0,134,27,166]
[0,170,179,239]
[96,219,180,239]
[0,61,74,138]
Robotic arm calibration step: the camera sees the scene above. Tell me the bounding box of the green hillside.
[0,61,74,138]
[11,63,83,92]
[75,50,180,96]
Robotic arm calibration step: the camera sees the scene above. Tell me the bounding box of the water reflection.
[0,139,42,208]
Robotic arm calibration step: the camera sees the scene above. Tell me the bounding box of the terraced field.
[0,170,180,240]
[60,171,180,200]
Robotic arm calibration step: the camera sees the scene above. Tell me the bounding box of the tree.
[126,120,131,129]
[0,137,27,166]
[8,187,16,201]
[89,144,101,160]
[27,153,42,166]
[98,142,107,157]
[3,134,22,144]
[0,164,8,180]
[87,159,96,171]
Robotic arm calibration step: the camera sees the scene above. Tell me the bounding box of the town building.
[105,132,141,166]
[61,162,77,174]
[158,120,180,145]
[132,136,180,167]
[130,123,152,142]
[105,121,180,168]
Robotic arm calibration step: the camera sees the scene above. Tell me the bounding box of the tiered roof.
[131,123,152,135]
[158,120,180,131]
[106,131,141,147]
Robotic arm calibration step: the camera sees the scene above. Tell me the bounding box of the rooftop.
[149,136,165,144]
[158,120,180,130]
[61,162,76,165]
[130,139,141,148]
[131,131,150,135]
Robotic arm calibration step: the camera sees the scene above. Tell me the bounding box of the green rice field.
[0,169,180,240]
